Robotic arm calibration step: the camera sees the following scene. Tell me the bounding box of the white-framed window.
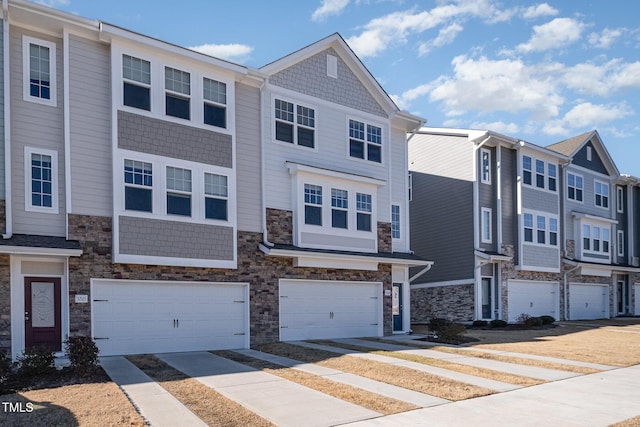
[391,204,401,239]
[522,155,532,185]
[586,146,592,161]
[535,159,545,189]
[523,211,558,247]
[166,166,192,216]
[481,208,492,243]
[275,99,315,148]
[203,78,226,128]
[356,192,372,231]
[595,180,609,209]
[583,223,610,256]
[567,172,583,202]
[617,230,625,257]
[23,36,56,106]
[165,66,191,120]
[408,173,413,202]
[124,159,153,212]
[480,149,491,184]
[25,147,58,213]
[616,186,624,213]
[123,54,151,111]
[548,164,557,192]
[304,184,323,226]
[349,119,382,163]
[204,173,228,220]
[331,188,348,229]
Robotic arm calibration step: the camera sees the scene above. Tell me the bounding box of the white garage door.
[570,284,609,320]
[508,281,558,322]
[279,280,382,341]
[92,280,248,356]
[636,285,640,316]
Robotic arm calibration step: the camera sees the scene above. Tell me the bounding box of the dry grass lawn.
[256,342,494,401]
[611,416,640,427]
[215,350,419,415]
[127,355,274,427]
[461,320,640,367]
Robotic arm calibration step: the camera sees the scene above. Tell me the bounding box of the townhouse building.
[409,127,640,324]
[0,0,429,360]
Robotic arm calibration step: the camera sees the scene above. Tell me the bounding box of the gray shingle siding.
[521,186,559,214]
[501,147,517,249]
[269,48,386,118]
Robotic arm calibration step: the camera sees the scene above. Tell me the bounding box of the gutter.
[2,0,11,239]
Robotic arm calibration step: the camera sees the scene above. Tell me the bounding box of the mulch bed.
[0,366,108,395]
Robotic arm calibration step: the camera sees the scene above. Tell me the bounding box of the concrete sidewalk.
[344,364,640,427]
[155,351,380,427]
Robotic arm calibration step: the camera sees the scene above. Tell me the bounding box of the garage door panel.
[570,284,608,320]
[508,281,558,322]
[92,281,248,356]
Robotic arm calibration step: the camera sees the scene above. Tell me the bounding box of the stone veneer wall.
[410,284,474,323]
[67,214,394,345]
[377,222,392,253]
[0,255,10,352]
[266,208,293,245]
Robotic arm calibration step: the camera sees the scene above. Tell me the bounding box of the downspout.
[63,29,71,239]
[2,0,11,239]
[408,263,432,283]
[259,80,273,247]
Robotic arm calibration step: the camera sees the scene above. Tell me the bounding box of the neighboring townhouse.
[0,0,429,360]
[410,127,640,324]
[546,130,640,320]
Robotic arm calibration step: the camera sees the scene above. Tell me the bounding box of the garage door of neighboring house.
[507,281,559,322]
[569,283,609,320]
[92,280,249,356]
[279,280,382,341]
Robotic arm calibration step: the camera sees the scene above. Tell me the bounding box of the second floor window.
[124,159,153,212]
[583,224,610,254]
[203,78,226,128]
[567,173,583,202]
[522,156,532,185]
[523,212,558,246]
[481,149,491,184]
[204,173,228,220]
[617,186,624,213]
[331,189,348,229]
[392,205,401,239]
[349,120,382,163]
[165,67,191,120]
[31,153,53,208]
[304,184,322,225]
[275,99,315,148]
[166,166,192,216]
[595,181,609,209]
[356,193,372,231]
[123,54,151,111]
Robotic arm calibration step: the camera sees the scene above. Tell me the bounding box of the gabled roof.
[546,130,619,176]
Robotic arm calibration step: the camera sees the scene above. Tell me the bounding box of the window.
[586,146,592,161]
[124,159,153,212]
[536,216,546,244]
[356,193,372,231]
[275,99,315,148]
[327,54,338,78]
[549,218,558,246]
[583,225,591,251]
[23,37,56,106]
[618,230,625,257]
[408,173,413,202]
[391,205,401,239]
[567,173,583,202]
[25,147,58,213]
[524,213,533,242]
[304,184,322,225]
[204,173,228,220]
[548,164,557,192]
[535,160,545,188]
[481,208,492,243]
[595,181,609,209]
[203,78,226,128]
[166,166,192,216]
[583,224,610,255]
[331,189,348,229]
[165,67,190,119]
[123,54,151,111]
[349,119,382,163]
[602,228,610,253]
[481,149,491,184]
[617,186,624,213]
[522,156,532,185]
[593,227,601,252]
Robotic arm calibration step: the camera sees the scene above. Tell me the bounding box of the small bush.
[17,347,55,377]
[472,320,488,327]
[490,319,507,328]
[437,322,467,342]
[516,313,531,325]
[523,316,544,327]
[0,349,12,384]
[540,315,556,325]
[428,318,451,333]
[65,336,99,375]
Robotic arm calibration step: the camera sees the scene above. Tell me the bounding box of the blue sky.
[38,0,640,176]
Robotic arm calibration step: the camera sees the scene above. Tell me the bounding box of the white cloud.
[517,18,584,53]
[542,102,633,135]
[392,81,440,110]
[562,59,640,96]
[312,0,351,22]
[522,3,558,19]
[418,22,464,56]
[188,43,253,64]
[588,28,624,49]
[469,121,521,134]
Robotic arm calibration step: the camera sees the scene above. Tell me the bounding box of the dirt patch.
[127,355,274,427]
[0,369,144,427]
[215,350,418,415]
[256,342,494,401]
[611,415,640,427]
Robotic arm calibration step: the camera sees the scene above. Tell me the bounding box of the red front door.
[24,277,62,351]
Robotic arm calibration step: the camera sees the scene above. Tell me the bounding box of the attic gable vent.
[327,54,338,78]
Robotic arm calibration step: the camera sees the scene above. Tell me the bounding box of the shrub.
[523,316,544,327]
[0,349,12,384]
[437,322,467,342]
[516,313,531,325]
[490,319,507,328]
[65,336,99,375]
[472,320,488,328]
[17,347,55,377]
[540,315,556,325]
[428,318,451,333]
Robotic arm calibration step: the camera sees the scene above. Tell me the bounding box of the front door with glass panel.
[481,277,497,319]
[392,283,403,331]
[617,277,630,315]
[24,277,61,351]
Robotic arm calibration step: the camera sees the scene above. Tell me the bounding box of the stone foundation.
[0,255,10,352]
[266,208,293,245]
[410,283,474,323]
